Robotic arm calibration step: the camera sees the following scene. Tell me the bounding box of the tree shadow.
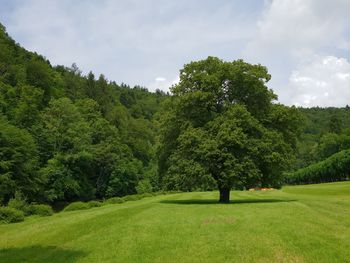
[0,245,87,263]
[160,198,297,205]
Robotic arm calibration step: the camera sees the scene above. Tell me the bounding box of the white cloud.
[242,0,350,106]
[245,0,350,59]
[148,76,179,92]
[155,77,166,82]
[289,55,350,107]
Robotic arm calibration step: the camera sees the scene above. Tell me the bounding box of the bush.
[0,207,25,223]
[7,193,30,215]
[105,197,125,204]
[136,179,153,194]
[87,201,102,208]
[122,195,142,202]
[63,201,90,212]
[27,204,53,216]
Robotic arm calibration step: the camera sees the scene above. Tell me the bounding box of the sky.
[1,0,350,107]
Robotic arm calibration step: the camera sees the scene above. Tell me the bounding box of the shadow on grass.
[160,198,297,205]
[0,245,87,263]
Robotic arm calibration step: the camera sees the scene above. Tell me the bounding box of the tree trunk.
[219,188,230,203]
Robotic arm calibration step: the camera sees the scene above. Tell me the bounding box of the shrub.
[63,201,90,212]
[87,201,102,208]
[136,179,153,194]
[27,204,53,216]
[105,197,125,204]
[122,195,142,202]
[0,207,25,223]
[7,193,30,215]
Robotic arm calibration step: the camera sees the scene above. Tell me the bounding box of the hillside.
[295,107,350,169]
[0,24,166,205]
[0,182,349,263]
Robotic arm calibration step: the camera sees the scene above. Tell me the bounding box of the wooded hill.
[296,107,350,167]
[0,24,167,205]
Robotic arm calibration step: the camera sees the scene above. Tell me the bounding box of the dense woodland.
[0,24,349,206]
[0,24,167,205]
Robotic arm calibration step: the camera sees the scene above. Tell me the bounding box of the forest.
[1,23,349,207]
[0,23,168,206]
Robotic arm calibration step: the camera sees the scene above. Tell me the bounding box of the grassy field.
[0,182,349,263]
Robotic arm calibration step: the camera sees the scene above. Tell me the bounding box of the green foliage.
[63,201,90,212]
[105,197,125,204]
[87,201,102,208]
[0,207,25,223]
[265,104,304,151]
[7,192,29,214]
[27,204,53,216]
[158,57,301,201]
[0,83,44,128]
[328,114,342,134]
[6,192,53,217]
[317,133,342,160]
[136,179,153,194]
[295,107,350,169]
[316,129,350,160]
[285,149,350,184]
[122,195,142,202]
[40,155,82,202]
[171,57,276,120]
[0,116,38,204]
[0,25,166,205]
[105,160,141,198]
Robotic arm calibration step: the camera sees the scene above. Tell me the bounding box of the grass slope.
[1,182,350,263]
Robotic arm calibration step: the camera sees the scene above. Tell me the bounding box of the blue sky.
[1,0,350,106]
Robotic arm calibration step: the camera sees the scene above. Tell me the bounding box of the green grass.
[1,182,350,263]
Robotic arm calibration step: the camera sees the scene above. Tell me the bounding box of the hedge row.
[285,149,350,185]
[1,191,181,223]
[0,204,53,224]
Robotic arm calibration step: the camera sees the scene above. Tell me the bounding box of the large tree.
[158,57,302,203]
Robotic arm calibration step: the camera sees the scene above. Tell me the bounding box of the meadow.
[0,182,349,263]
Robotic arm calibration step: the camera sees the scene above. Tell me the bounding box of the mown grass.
[0,182,349,262]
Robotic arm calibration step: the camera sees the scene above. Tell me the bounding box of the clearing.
[1,182,349,262]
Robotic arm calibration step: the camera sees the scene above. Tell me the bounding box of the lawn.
[0,182,349,263]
